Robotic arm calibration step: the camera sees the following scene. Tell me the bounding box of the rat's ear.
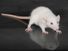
[56,15,60,22]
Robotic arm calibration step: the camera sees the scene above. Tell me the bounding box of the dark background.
[0,0,68,51]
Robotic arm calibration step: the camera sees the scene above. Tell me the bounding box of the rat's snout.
[56,26,59,30]
[53,26,59,31]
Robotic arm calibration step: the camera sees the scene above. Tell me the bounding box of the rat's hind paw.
[25,27,32,32]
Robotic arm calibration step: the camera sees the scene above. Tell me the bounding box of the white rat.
[1,6,62,34]
[25,6,62,34]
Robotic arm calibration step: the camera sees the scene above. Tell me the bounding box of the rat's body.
[1,6,62,34]
[25,6,62,34]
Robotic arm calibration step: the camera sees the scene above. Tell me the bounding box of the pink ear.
[57,15,60,22]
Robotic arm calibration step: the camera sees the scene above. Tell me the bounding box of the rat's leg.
[39,24,48,34]
[55,30,62,34]
[25,21,34,32]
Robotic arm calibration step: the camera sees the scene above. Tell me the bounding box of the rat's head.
[47,15,60,31]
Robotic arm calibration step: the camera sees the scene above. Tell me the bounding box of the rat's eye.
[51,22,53,25]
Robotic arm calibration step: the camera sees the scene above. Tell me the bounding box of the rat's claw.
[25,27,32,32]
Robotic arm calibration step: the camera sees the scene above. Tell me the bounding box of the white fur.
[26,6,62,34]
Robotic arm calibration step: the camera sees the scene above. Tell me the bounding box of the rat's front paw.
[25,27,32,32]
[56,30,62,34]
[42,31,48,35]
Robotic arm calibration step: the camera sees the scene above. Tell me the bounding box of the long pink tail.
[1,13,30,20]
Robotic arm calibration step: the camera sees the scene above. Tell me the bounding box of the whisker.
[59,25,64,30]
[60,28,63,30]
[61,26,64,27]
[60,25,64,28]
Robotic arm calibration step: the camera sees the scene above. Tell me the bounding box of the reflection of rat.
[1,6,62,34]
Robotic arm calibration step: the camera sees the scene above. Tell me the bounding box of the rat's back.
[29,6,56,25]
[30,6,55,20]
[30,6,50,17]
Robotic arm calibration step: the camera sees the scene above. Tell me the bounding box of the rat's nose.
[54,27,59,31]
[56,26,59,30]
